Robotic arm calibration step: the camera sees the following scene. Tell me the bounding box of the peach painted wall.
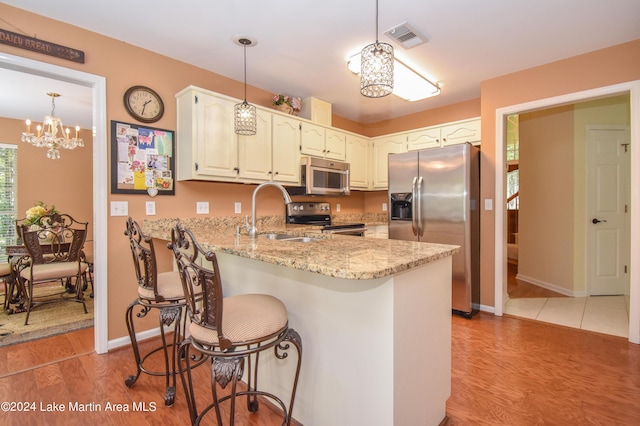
[479,39,640,308]
[0,117,93,244]
[518,106,575,292]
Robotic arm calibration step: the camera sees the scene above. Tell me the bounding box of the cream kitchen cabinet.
[365,224,389,239]
[371,136,406,189]
[407,127,441,150]
[270,114,302,183]
[300,122,346,161]
[345,133,370,189]
[407,118,481,151]
[178,86,300,184]
[441,119,481,146]
[238,110,300,184]
[176,87,238,181]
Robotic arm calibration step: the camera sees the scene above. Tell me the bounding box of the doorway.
[0,53,108,353]
[494,80,640,344]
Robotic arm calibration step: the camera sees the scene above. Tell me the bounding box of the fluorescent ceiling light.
[347,53,440,101]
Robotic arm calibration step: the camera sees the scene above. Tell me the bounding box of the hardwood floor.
[508,263,567,299]
[1,315,639,425]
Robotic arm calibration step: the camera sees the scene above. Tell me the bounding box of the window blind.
[0,143,18,262]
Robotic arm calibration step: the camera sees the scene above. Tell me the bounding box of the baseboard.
[515,273,587,297]
[107,326,164,351]
[479,304,495,314]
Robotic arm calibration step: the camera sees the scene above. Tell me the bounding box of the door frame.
[494,80,640,344]
[0,53,109,353]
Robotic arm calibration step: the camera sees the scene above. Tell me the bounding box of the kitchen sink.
[259,233,319,242]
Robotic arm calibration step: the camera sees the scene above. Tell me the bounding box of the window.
[0,144,18,262]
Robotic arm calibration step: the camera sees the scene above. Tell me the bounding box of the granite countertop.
[142,217,458,280]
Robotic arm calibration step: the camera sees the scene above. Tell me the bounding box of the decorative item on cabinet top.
[272,94,301,115]
[110,120,175,195]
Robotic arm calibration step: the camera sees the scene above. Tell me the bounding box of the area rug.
[0,283,94,347]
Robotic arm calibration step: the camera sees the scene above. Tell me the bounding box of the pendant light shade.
[234,37,257,135]
[360,0,394,98]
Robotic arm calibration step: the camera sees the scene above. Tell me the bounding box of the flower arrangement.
[24,201,57,225]
[272,94,302,113]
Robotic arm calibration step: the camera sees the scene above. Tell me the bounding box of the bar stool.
[123,217,186,407]
[169,223,302,425]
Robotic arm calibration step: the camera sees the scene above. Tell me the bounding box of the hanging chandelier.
[21,92,84,159]
[234,37,257,135]
[360,0,394,98]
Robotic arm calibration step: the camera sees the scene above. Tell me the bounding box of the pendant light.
[360,0,394,98]
[234,37,257,135]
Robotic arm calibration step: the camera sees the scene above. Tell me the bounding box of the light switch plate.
[146,201,156,216]
[110,201,128,217]
[196,201,209,214]
[336,203,341,212]
[484,199,493,211]
[234,202,241,214]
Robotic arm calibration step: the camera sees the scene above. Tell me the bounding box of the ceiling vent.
[383,22,427,49]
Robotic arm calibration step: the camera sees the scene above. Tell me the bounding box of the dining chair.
[123,217,187,407]
[17,213,89,325]
[1,262,13,312]
[169,223,302,426]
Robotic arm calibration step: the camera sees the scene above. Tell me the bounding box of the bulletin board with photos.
[111,120,175,195]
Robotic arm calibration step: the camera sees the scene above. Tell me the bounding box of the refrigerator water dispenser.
[390,193,413,220]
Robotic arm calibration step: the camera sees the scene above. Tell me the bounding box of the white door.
[586,126,630,295]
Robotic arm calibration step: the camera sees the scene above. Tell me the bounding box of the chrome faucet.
[249,182,292,238]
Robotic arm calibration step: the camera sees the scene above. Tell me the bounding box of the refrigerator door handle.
[416,176,424,236]
[411,177,418,236]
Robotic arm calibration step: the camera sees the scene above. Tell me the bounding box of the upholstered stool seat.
[169,223,302,426]
[189,294,288,345]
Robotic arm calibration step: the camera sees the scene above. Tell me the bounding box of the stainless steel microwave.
[287,157,350,196]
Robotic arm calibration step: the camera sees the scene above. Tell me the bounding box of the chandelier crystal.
[21,92,84,159]
[360,0,394,98]
[234,38,257,135]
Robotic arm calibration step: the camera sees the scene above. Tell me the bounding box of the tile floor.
[505,295,630,338]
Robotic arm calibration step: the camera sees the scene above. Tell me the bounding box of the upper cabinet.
[177,86,480,191]
[345,134,370,190]
[441,119,481,146]
[300,122,346,160]
[271,114,302,183]
[371,135,406,189]
[177,86,300,184]
[407,118,481,150]
[176,88,238,181]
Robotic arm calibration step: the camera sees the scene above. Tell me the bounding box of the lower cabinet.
[365,224,389,239]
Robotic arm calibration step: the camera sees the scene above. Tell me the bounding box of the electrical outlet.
[196,201,209,214]
[146,201,156,216]
[234,202,242,214]
[336,203,341,212]
[382,202,388,212]
[110,201,128,217]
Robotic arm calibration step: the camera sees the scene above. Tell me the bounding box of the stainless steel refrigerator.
[388,143,480,317]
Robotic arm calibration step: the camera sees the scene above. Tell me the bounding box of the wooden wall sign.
[0,28,85,63]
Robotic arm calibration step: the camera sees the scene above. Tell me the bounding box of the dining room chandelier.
[360,0,394,98]
[234,37,257,135]
[21,92,84,159]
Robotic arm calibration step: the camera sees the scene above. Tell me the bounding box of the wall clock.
[123,85,164,123]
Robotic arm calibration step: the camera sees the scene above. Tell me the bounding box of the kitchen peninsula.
[143,217,459,426]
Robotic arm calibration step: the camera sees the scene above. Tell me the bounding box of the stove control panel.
[287,202,331,217]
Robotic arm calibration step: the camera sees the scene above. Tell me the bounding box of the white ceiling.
[1,0,640,129]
